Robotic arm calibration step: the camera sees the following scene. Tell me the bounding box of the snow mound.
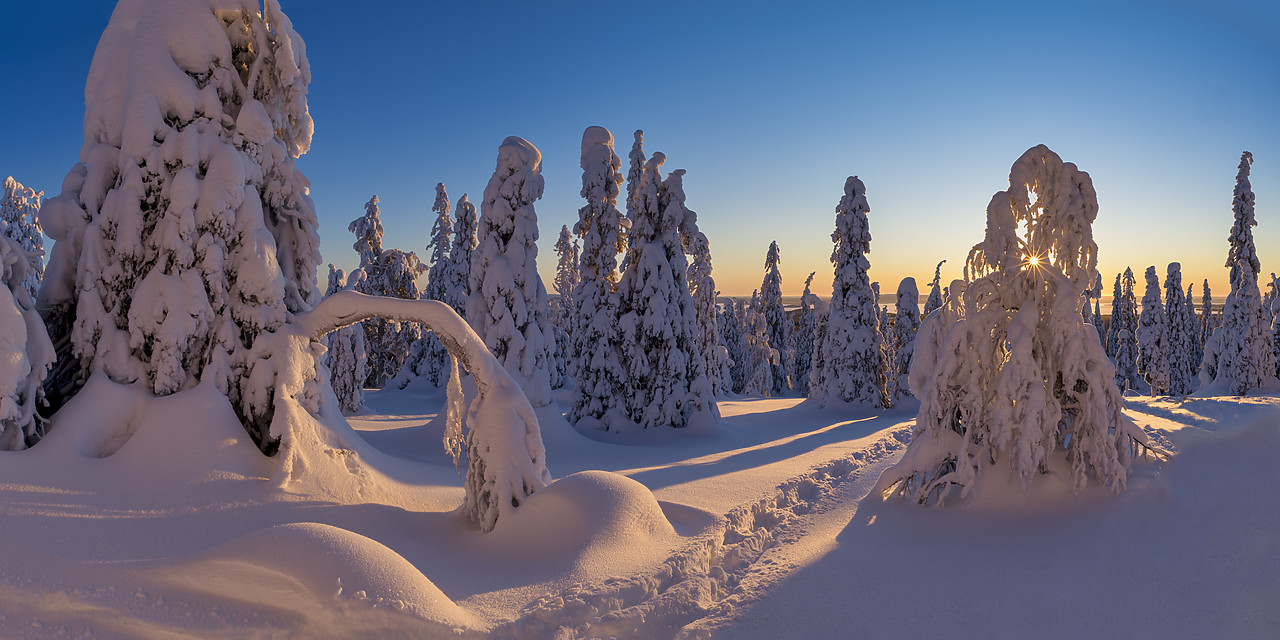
[160,522,480,630]
[490,470,676,576]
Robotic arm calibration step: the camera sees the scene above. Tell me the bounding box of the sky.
[2,0,1278,299]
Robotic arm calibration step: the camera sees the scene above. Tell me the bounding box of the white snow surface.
[0,380,1276,637]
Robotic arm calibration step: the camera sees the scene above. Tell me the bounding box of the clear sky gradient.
[3,0,1278,299]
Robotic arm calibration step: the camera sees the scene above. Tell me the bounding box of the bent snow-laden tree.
[879,145,1152,505]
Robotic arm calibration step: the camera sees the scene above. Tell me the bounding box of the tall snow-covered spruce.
[1164,263,1196,396]
[43,0,321,451]
[888,277,921,404]
[1137,266,1170,395]
[568,127,628,428]
[1204,151,1276,394]
[1112,268,1141,392]
[687,227,730,396]
[322,265,367,414]
[921,260,946,320]
[613,149,717,429]
[446,194,477,317]
[758,241,790,393]
[394,183,455,389]
[879,145,1150,505]
[810,176,884,407]
[790,272,819,396]
[468,137,555,408]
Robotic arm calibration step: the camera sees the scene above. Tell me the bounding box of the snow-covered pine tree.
[626,130,646,227]
[368,247,426,385]
[1112,267,1140,391]
[468,136,554,408]
[1162,263,1196,396]
[888,277,921,404]
[1186,282,1203,374]
[741,290,775,397]
[1105,272,1122,358]
[551,224,580,334]
[811,177,884,407]
[921,260,946,319]
[688,229,730,396]
[1262,272,1277,326]
[1137,266,1171,395]
[446,194,477,317]
[394,183,455,389]
[758,241,790,394]
[879,145,1149,504]
[43,0,321,451]
[1270,274,1280,378]
[0,227,54,449]
[1205,151,1277,393]
[349,196,393,387]
[1199,279,1218,381]
[1,177,43,300]
[720,298,746,394]
[322,264,366,414]
[569,127,628,426]
[790,272,818,396]
[613,153,717,429]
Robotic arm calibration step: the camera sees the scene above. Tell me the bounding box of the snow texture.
[881,145,1150,504]
[811,176,885,408]
[468,136,554,408]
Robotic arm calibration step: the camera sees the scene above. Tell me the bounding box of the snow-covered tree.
[568,127,628,426]
[625,130,645,228]
[395,184,455,389]
[879,145,1150,504]
[40,0,320,451]
[1186,282,1203,374]
[888,277,921,404]
[551,224,579,333]
[811,176,884,407]
[0,228,54,449]
[790,272,818,396]
[322,265,366,414]
[741,291,775,397]
[1163,263,1196,396]
[1,177,43,300]
[1112,268,1140,391]
[1105,272,1122,358]
[468,136,554,408]
[720,298,746,394]
[1137,266,1170,395]
[921,260,946,319]
[688,230,729,396]
[757,241,790,393]
[1199,279,1217,380]
[1269,274,1280,378]
[1204,151,1276,393]
[446,194,477,317]
[348,196,392,388]
[613,153,717,428]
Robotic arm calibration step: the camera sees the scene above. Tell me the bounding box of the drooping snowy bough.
[879,145,1154,505]
[295,292,551,531]
[0,232,54,450]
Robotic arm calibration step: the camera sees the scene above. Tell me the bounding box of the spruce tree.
[446,194,477,317]
[569,127,628,426]
[921,260,946,319]
[720,298,746,394]
[811,176,884,407]
[1105,272,1123,358]
[551,224,580,334]
[758,241,790,393]
[688,230,729,396]
[741,290,775,397]
[888,277,921,404]
[1137,266,1170,395]
[1186,282,1203,373]
[395,183,454,388]
[790,272,818,396]
[323,265,367,414]
[1164,263,1195,396]
[1113,268,1140,391]
[468,137,555,408]
[0,177,43,300]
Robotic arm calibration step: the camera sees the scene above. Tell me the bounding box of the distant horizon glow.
[2,1,1278,301]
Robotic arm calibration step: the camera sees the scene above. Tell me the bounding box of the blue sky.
[3,0,1277,298]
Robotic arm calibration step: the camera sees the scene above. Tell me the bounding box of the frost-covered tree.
[1137,266,1170,395]
[613,152,717,428]
[468,137,554,408]
[1163,263,1196,396]
[879,145,1150,504]
[1112,268,1140,391]
[888,277,921,404]
[348,196,392,387]
[688,230,730,396]
[0,228,54,449]
[446,194,477,317]
[1105,272,1122,358]
[811,176,884,407]
[790,272,818,396]
[1186,282,1203,373]
[720,298,746,394]
[551,224,579,333]
[395,184,455,389]
[568,127,628,426]
[38,0,321,451]
[741,291,775,397]
[322,265,366,414]
[1,177,43,301]
[921,260,946,320]
[1203,151,1276,393]
[1269,274,1280,378]
[1199,279,1217,379]
[758,241,790,393]
[626,130,646,228]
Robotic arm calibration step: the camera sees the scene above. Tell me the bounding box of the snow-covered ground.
[0,383,1275,639]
